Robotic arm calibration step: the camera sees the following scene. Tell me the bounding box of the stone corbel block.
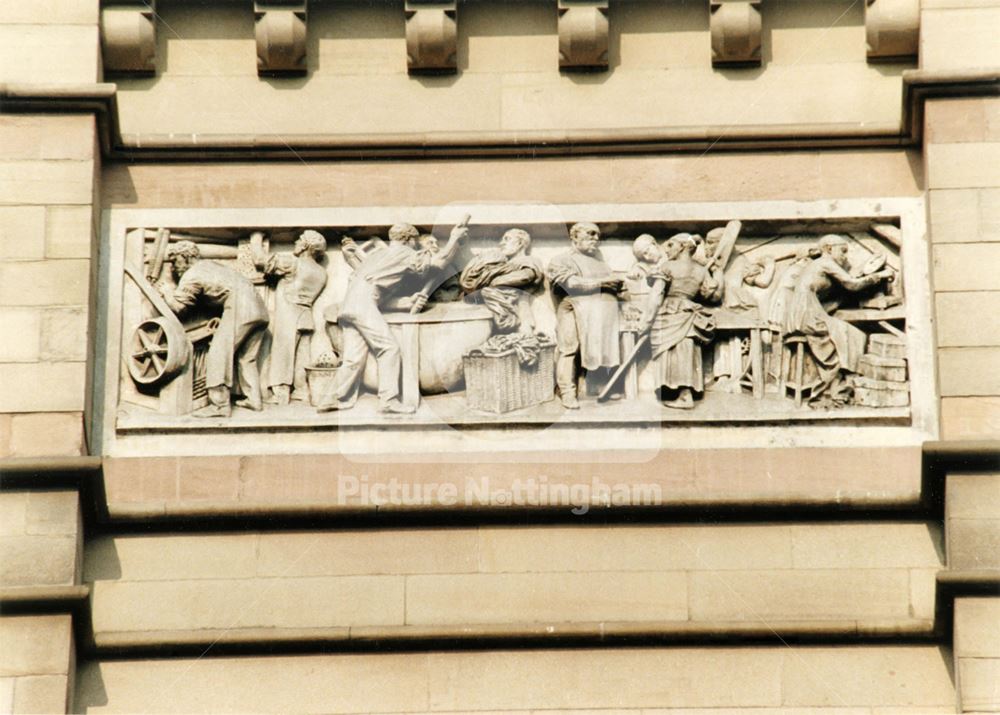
[405,1,458,74]
[100,1,157,75]
[710,0,762,67]
[254,1,308,76]
[865,0,919,61]
[558,0,609,72]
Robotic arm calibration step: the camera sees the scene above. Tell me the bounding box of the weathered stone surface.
[926,97,1000,145]
[0,161,96,207]
[0,536,77,587]
[0,616,72,677]
[957,657,1000,711]
[790,523,942,569]
[0,493,27,537]
[45,206,94,259]
[85,534,257,582]
[0,260,90,306]
[921,6,1000,70]
[929,188,1000,244]
[0,364,86,412]
[39,308,88,362]
[688,569,912,621]
[942,396,1000,440]
[90,576,405,632]
[10,674,68,715]
[954,597,1000,657]
[927,142,1000,189]
[479,524,792,573]
[405,571,688,625]
[947,473,1000,519]
[256,530,478,577]
[25,491,79,536]
[938,347,1000,396]
[0,207,46,260]
[0,1,98,24]
[937,292,1000,347]
[947,518,1000,569]
[780,646,954,707]
[0,310,41,362]
[934,243,1000,292]
[0,25,99,84]
[0,116,97,162]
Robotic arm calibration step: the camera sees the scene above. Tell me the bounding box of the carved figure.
[638,234,719,409]
[253,230,328,405]
[546,222,624,409]
[704,226,775,386]
[781,235,894,406]
[460,228,545,334]
[705,227,775,313]
[159,240,269,417]
[627,234,663,281]
[317,221,468,414]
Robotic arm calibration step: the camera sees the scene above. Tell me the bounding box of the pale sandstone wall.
[0,114,98,458]
[926,97,1000,440]
[0,0,101,457]
[113,0,909,138]
[76,645,956,713]
[0,616,75,715]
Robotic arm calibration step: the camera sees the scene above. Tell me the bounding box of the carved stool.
[779,334,816,407]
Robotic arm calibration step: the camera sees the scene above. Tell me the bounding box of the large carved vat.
[326,302,493,395]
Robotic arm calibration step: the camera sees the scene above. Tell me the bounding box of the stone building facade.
[0,0,998,712]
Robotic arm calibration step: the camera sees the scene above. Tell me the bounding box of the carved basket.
[463,343,555,414]
[304,366,340,408]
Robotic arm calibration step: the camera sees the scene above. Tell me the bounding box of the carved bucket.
[304,366,340,407]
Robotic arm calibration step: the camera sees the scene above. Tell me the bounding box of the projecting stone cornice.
[0,69,997,159]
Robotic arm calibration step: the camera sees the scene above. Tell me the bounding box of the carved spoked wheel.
[127,316,190,388]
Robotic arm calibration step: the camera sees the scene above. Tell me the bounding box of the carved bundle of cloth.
[469,333,553,367]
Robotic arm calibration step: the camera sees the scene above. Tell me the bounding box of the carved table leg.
[400,323,420,410]
[750,327,764,400]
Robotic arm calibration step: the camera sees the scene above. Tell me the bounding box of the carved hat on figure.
[295,229,327,257]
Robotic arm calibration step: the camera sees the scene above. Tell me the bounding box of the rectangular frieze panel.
[97,199,934,458]
[866,0,919,61]
[254,1,308,76]
[405,1,458,74]
[710,0,762,67]
[100,0,156,75]
[558,0,609,71]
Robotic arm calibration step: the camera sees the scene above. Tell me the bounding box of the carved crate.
[852,375,910,407]
[868,333,907,360]
[858,354,908,382]
[463,343,555,414]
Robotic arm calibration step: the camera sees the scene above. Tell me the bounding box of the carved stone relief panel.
[98,200,934,457]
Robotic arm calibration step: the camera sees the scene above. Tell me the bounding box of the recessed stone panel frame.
[94,198,936,459]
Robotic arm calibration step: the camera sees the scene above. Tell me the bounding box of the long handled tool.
[597,333,649,402]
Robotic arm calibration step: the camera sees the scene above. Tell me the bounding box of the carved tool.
[597,333,649,402]
[409,213,471,314]
[146,227,171,282]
